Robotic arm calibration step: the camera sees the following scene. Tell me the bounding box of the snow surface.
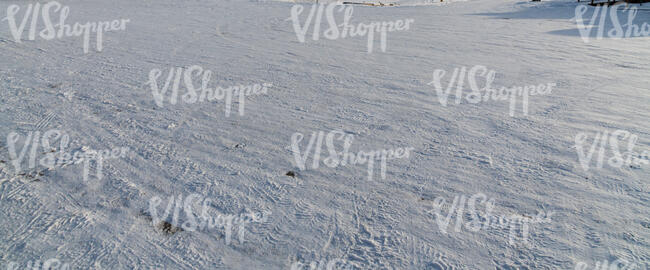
[0,0,648,269]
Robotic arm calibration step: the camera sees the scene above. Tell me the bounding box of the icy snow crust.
[0,0,649,269]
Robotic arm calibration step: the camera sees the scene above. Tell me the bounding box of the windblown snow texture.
[0,0,648,269]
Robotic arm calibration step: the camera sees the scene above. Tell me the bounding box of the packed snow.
[0,0,648,269]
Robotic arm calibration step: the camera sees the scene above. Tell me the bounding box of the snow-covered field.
[0,0,648,269]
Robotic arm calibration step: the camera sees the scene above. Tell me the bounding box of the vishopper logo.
[291,129,414,181]
[5,129,128,182]
[574,258,638,270]
[288,3,414,53]
[290,258,351,270]
[5,258,70,270]
[425,193,554,245]
[427,65,555,117]
[2,1,130,53]
[574,129,649,172]
[574,4,650,43]
[147,193,271,245]
[145,66,272,117]
[423,0,469,6]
